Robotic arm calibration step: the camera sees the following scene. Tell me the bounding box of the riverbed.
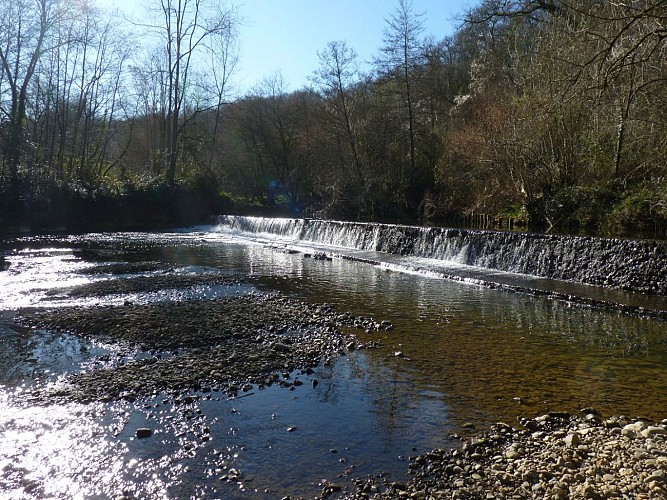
[0,224,665,498]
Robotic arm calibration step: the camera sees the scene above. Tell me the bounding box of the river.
[0,220,665,498]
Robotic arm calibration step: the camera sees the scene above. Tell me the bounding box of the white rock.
[642,426,667,438]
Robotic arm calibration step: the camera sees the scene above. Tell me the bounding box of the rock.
[552,485,567,498]
[585,413,603,424]
[581,482,601,499]
[647,470,666,483]
[273,342,291,353]
[622,423,640,438]
[564,433,580,448]
[643,426,667,438]
[380,320,393,331]
[135,428,152,439]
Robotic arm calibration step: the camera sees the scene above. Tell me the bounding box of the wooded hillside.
[1,0,666,235]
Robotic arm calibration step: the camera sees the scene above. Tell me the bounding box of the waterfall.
[217,215,667,295]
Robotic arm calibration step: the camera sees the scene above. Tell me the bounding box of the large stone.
[622,423,640,438]
[642,426,667,438]
[564,433,580,448]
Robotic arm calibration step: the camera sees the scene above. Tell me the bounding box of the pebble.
[647,470,665,483]
[564,432,580,447]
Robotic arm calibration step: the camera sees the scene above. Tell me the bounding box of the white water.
[213,216,667,312]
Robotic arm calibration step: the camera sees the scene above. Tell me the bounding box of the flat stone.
[273,342,290,353]
[647,470,666,483]
[643,426,667,438]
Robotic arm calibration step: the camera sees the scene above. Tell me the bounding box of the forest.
[1,0,666,236]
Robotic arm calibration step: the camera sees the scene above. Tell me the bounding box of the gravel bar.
[15,293,388,404]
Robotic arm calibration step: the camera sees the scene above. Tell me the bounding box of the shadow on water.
[0,229,666,498]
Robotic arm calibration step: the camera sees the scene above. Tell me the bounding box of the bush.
[605,181,667,236]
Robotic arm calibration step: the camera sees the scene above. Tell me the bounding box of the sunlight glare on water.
[0,399,116,499]
[0,248,92,310]
[0,393,194,499]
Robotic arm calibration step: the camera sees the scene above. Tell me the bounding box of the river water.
[0,224,666,498]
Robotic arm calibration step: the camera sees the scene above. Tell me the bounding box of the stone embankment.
[350,411,667,500]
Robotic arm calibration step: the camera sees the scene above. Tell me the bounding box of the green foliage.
[605,181,667,236]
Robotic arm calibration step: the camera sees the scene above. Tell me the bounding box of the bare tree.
[203,3,240,174]
[0,0,66,197]
[136,0,238,186]
[312,40,364,189]
[375,0,425,198]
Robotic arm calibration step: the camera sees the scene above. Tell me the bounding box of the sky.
[98,0,473,94]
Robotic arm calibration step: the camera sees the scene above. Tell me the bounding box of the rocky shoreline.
[349,412,667,500]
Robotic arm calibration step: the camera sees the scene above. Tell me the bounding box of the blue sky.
[98,0,472,93]
[235,0,472,92]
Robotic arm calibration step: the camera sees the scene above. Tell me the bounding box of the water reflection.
[244,248,666,425]
[197,355,453,499]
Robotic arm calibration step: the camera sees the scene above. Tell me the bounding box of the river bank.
[350,412,667,499]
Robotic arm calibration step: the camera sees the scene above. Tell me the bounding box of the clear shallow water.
[0,227,666,498]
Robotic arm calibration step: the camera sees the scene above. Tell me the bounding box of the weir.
[218,215,667,296]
